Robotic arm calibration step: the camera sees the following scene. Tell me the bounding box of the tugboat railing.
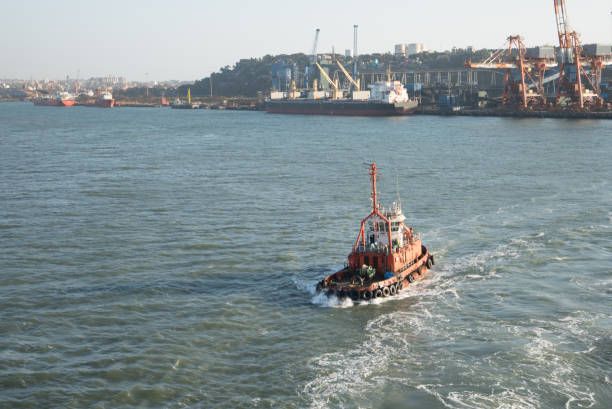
[352,232,420,254]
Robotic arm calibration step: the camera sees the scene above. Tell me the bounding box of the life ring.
[382,287,390,297]
[362,289,373,300]
[426,257,433,268]
[408,273,415,283]
[389,284,397,296]
[374,289,383,298]
[396,282,402,292]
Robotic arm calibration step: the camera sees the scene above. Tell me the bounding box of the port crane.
[315,61,342,99]
[466,0,610,109]
[466,36,556,107]
[305,28,320,89]
[335,60,360,91]
[553,0,608,107]
[352,25,359,89]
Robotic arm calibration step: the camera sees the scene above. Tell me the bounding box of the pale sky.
[1,0,611,81]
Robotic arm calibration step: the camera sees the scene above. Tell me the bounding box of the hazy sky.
[1,0,611,81]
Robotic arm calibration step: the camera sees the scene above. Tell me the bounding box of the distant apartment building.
[407,43,426,55]
[394,43,427,57]
[394,44,407,56]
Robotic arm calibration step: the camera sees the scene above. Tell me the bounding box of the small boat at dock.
[317,163,434,301]
[32,92,75,107]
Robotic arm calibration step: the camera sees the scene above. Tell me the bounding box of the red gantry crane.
[467,0,611,110]
[553,0,609,108]
[466,36,556,108]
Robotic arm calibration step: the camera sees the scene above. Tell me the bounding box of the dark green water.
[1,102,611,408]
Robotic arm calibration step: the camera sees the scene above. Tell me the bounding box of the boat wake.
[297,236,606,408]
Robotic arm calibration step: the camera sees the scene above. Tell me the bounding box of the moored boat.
[267,65,418,116]
[266,80,418,116]
[32,92,75,107]
[317,163,434,301]
[78,91,115,108]
[171,87,199,109]
[95,92,114,108]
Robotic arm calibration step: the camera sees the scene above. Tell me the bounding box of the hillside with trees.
[179,48,493,98]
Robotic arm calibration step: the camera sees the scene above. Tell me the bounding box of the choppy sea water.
[1,102,611,408]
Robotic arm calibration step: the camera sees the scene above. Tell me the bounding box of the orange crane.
[466,36,556,108]
[553,0,609,108]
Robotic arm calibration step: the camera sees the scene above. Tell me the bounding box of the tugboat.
[316,163,434,301]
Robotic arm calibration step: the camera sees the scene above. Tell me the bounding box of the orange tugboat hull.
[317,246,434,301]
[33,98,75,107]
[96,99,114,108]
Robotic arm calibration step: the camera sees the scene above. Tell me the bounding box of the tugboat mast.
[370,162,379,212]
[355,163,393,250]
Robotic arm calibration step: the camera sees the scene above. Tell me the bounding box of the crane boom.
[311,28,320,63]
[552,0,605,108]
[314,61,341,99]
[553,0,573,63]
[314,62,337,90]
[353,25,358,84]
[336,60,360,90]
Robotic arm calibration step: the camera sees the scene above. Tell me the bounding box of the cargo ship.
[32,92,75,107]
[266,80,418,116]
[316,163,434,302]
[77,92,115,108]
[266,62,418,116]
